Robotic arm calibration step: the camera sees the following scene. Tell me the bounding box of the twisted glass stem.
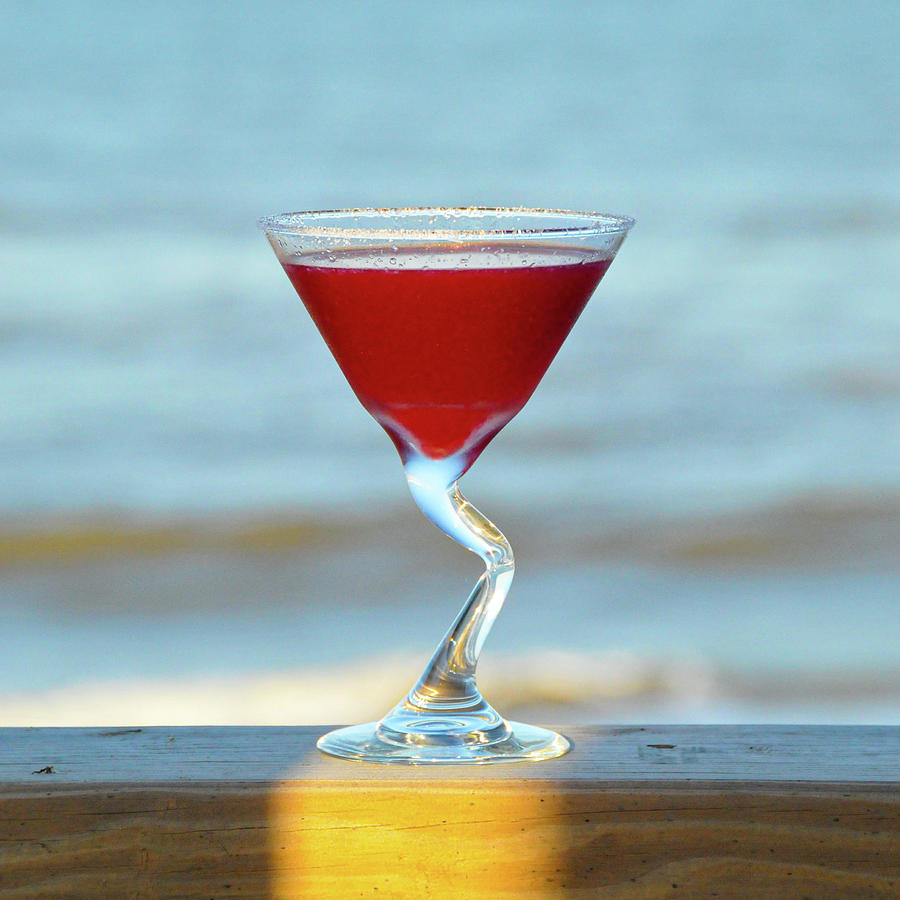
[399,454,514,715]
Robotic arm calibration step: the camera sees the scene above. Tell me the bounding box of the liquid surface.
[283,244,612,463]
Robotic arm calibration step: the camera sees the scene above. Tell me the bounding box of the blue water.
[0,1,898,721]
[2,0,898,516]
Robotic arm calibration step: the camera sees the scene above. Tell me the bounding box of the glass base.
[317,718,570,765]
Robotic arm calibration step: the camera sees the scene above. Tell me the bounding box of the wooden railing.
[1,725,897,897]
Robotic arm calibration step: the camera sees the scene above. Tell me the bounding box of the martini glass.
[260,208,633,764]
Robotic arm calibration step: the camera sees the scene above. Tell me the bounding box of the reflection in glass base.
[317,719,570,765]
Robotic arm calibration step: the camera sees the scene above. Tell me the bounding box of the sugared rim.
[257,207,635,240]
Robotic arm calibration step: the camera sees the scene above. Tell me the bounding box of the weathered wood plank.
[0,726,897,898]
[1,724,897,783]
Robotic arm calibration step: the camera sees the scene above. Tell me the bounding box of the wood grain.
[1,726,897,898]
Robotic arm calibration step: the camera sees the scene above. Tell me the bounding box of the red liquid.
[283,244,611,466]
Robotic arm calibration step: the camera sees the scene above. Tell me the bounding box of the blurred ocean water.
[1,0,898,723]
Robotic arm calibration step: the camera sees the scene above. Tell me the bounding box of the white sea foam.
[2,650,897,727]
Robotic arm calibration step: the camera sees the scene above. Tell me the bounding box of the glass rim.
[258,207,635,240]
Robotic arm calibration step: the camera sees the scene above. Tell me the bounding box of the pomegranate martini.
[260,208,633,763]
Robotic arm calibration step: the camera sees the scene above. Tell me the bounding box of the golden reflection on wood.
[0,725,897,898]
[267,783,899,899]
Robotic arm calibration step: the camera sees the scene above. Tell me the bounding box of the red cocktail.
[284,245,611,467]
